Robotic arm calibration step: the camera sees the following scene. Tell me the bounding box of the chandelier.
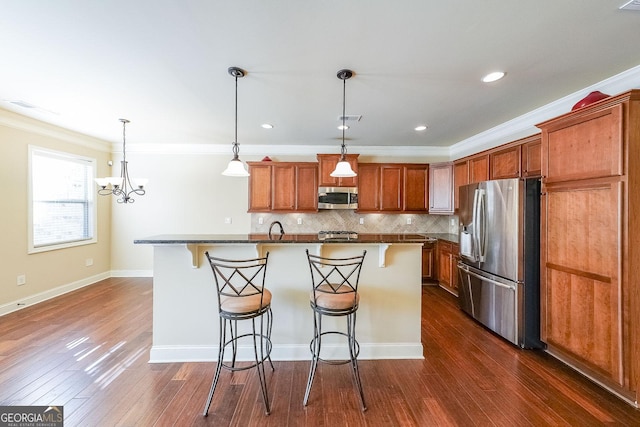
[331,69,357,178]
[222,66,250,177]
[95,119,147,203]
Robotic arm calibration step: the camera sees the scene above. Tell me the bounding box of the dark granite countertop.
[134,232,459,245]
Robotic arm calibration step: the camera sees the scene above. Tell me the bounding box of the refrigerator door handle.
[473,188,486,262]
[479,188,487,262]
[458,264,516,291]
[471,189,480,262]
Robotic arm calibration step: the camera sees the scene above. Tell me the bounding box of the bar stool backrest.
[205,251,270,314]
[306,249,366,313]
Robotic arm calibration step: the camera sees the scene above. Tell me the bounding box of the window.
[28,146,97,253]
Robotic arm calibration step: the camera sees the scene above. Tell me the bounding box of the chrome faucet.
[268,221,285,239]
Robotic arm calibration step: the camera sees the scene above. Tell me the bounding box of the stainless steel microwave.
[318,187,358,209]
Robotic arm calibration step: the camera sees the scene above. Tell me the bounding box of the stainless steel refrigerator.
[457,178,543,349]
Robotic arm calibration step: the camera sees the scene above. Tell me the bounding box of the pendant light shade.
[222,66,249,177]
[222,158,249,176]
[330,69,357,178]
[331,159,357,177]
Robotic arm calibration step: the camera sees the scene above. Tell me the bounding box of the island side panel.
[149,243,423,362]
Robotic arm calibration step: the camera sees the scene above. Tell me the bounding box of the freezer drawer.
[457,262,518,346]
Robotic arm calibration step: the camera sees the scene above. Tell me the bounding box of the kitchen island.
[134,233,431,363]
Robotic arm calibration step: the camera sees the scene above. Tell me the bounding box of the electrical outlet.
[258,217,264,225]
[406,217,412,225]
[359,218,364,225]
[17,275,26,286]
[224,217,232,224]
[85,258,94,267]
[297,218,303,225]
[450,218,456,226]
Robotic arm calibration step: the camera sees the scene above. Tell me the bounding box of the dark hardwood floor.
[1,277,638,426]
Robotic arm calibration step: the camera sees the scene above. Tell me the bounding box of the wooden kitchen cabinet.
[247,163,272,211]
[380,165,403,211]
[357,163,428,213]
[451,243,460,293]
[428,162,453,214]
[469,154,489,183]
[490,145,521,179]
[520,135,542,177]
[453,160,469,211]
[294,163,319,211]
[271,163,296,210]
[317,154,359,187]
[437,240,458,296]
[537,89,640,405]
[355,163,380,211]
[404,164,429,212]
[421,242,436,282]
[248,161,318,212]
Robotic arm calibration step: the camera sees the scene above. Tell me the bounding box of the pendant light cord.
[341,76,347,159]
[233,71,239,159]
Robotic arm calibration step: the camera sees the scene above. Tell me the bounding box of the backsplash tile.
[251,211,458,234]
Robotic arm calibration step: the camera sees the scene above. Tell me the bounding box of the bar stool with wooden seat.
[203,251,274,416]
[303,248,367,411]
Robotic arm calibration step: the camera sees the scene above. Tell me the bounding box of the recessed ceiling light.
[338,125,349,130]
[261,123,273,129]
[482,71,506,83]
[415,125,428,131]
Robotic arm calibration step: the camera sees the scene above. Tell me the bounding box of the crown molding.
[0,107,112,152]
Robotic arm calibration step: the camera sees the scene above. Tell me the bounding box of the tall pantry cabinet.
[537,89,640,406]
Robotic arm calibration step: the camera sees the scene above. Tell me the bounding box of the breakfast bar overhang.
[134,234,429,363]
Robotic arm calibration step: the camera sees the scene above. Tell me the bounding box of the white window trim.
[28,145,98,254]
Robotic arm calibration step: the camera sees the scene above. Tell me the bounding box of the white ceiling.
[1,1,639,152]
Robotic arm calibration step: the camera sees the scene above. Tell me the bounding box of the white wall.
[110,152,254,274]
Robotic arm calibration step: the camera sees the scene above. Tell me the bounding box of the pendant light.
[330,69,357,178]
[95,119,147,203]
[222,66,250,177]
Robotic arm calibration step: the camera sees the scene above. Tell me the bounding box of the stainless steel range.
[317,230,358,241]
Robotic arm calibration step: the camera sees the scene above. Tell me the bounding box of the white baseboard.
[0,272,110,317]
[110,269,153,277]
[148,343,424,363]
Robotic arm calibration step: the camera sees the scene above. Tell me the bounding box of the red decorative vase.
[571,91,610,111]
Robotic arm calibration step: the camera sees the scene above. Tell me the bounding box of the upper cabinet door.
[247,163,272,212]
[356,163,381,211]
[453,160,469,211]
[469,154,490,183]
[380,165,403,211]
[295,163,319,211]
[542,104,623,183]
[490,145,521,180]
[521,137,542,177]
[272,163,296,210]
[428,162,453,215]
[404,164,429,212]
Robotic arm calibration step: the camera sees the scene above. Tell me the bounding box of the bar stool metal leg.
[203,318,228,416]
[303,311,322,406]
[348,312,366,411]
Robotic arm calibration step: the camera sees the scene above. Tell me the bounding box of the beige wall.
[0,111,112,310]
